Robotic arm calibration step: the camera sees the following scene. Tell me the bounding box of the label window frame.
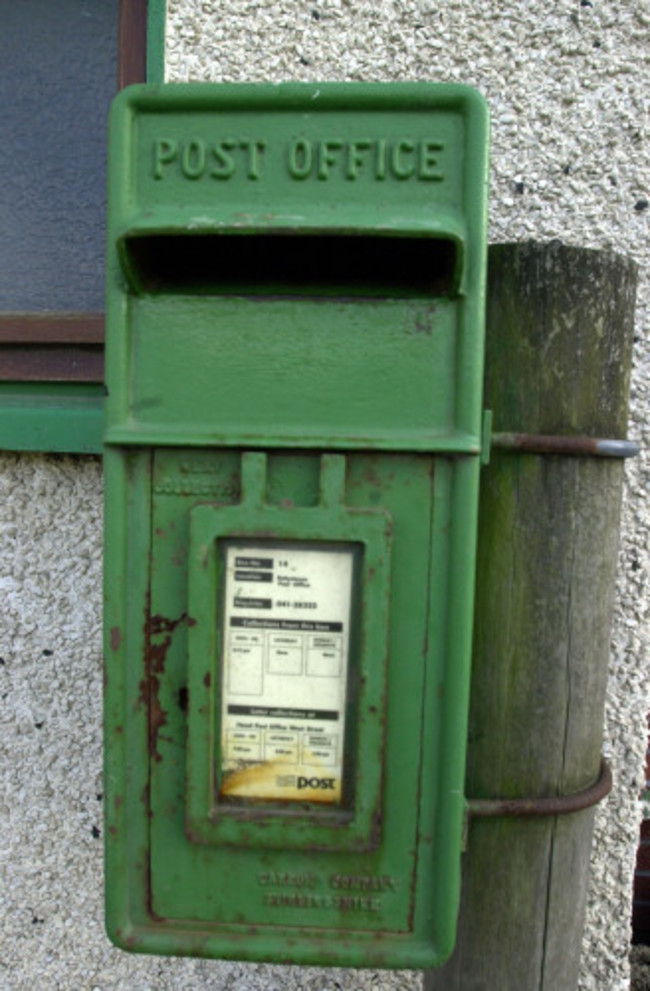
[186,501,392,853]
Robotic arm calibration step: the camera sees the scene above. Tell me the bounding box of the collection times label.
[220,541,355,804]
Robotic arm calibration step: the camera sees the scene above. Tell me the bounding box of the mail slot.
[104,82,489,969]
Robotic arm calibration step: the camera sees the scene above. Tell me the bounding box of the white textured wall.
[165,5,650,986]
[1,1,648,988]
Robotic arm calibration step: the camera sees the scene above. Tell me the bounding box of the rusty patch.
[149,677,168,763]
[123,930,138,950]
[143,610,188,762]
[412,304,436,335]
[136,678,148,710]
[203,671,211,688]
[185,825,202,845]
[140,782,152,820]
[187,616,197,627]
[149,612,188,639]
[360,459,382,487]
[148,640,169,674]
[109,625,123,651]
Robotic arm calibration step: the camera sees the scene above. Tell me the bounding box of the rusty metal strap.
[492,432,640,458]
[467,757,612,819]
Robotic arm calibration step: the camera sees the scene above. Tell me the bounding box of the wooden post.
[424,242,637,991]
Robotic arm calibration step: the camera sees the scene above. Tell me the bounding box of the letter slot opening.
[119,232,461,298]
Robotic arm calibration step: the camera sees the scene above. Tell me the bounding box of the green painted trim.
[0,1,162,458]
[147,0,166,83]
[0,383,104,454]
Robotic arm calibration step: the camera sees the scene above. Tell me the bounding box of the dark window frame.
[0,0,148,386]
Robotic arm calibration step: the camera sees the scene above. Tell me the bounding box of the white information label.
[219,541,355,804]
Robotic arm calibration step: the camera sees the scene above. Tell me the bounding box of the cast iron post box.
[104,82,489,968]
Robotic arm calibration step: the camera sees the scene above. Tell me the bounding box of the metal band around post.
[467,757,612,819]
[491,432,640,458]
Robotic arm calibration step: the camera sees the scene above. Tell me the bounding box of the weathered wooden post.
[425,241,637,991]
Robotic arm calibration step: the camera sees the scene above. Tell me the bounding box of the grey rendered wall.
[1,2,648,989]
[165,5,650,987]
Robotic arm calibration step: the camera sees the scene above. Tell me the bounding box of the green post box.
[104,83,489,969]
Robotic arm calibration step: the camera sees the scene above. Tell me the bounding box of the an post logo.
[275,774,336,791]
[298,776,335,790]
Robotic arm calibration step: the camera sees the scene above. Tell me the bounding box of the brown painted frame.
[0,0,148,384]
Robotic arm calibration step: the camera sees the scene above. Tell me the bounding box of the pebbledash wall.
[1,2,648,989]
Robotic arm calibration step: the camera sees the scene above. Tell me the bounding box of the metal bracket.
[491,432,640,459]
[467,757,612,819]
[480,411,640,462]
